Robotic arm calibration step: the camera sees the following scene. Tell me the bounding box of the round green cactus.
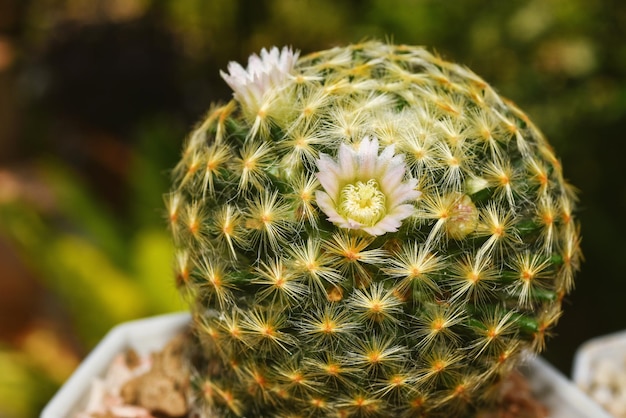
[167,42,581,417]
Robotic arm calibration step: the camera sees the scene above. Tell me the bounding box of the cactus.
[167,42,581,417]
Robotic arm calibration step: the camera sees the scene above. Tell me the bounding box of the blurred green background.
[0,0,625,416]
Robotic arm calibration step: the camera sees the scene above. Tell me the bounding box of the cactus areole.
[167,42,581,417]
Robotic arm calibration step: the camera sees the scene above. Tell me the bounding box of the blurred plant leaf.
[132,228,185,313]
[0,347,56,418]
[0,199,146,346]
[47,235,148,345]
[40,162,130,268]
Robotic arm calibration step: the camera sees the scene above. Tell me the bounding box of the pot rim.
[42,312,610,418]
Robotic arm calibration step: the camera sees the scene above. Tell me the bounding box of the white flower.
[220,46,299,114]
[315,137,421,236]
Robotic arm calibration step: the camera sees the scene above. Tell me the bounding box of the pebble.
[77,332,190,418]
[586,355,626,417]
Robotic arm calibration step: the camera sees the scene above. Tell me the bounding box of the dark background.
[0,0,625,415]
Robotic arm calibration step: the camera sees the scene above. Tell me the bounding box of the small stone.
[124,349,141,370]
[158,333,189,388]
[607,400,626,418]
[91,412,118,418]
[109,404,152,418]
[120,375,141,405]
[611,391,626,418]
[615,386,626,403]
[590,385,614,406]
[137,374,187,417]
[617,373,626,389]
[79,331,192,418]
[593,359,618,386]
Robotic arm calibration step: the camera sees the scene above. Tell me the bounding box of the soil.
[477,372,548,418]
[78,333,548,418]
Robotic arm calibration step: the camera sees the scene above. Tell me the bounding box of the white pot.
[573,329,626,416]
[520,356,611,418]
[41,312,190,418]
[42,313,610,418]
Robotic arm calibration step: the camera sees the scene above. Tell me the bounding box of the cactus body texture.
[168,42,581,417]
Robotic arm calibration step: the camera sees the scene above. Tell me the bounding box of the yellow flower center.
[339,179,387,226]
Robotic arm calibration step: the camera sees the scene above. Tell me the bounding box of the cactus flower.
[315,137,420,235]
[220,46,299,117]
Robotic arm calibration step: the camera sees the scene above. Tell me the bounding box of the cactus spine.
[167,42,581,417]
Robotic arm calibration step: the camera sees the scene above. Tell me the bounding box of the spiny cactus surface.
[167,42,581,417]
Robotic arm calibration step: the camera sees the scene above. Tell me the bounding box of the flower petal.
[374,143,396,176]
[337,142,357,182]
[363,216,402,235]
[379,163,406,195]
[316,156,342,199]
[358,137,379,179]
[341,217,364,230]
[388,203,416,220]
[317,153,341,178]
[387,178,420,205]
[363,203,416,235]
[315,191,345,224]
